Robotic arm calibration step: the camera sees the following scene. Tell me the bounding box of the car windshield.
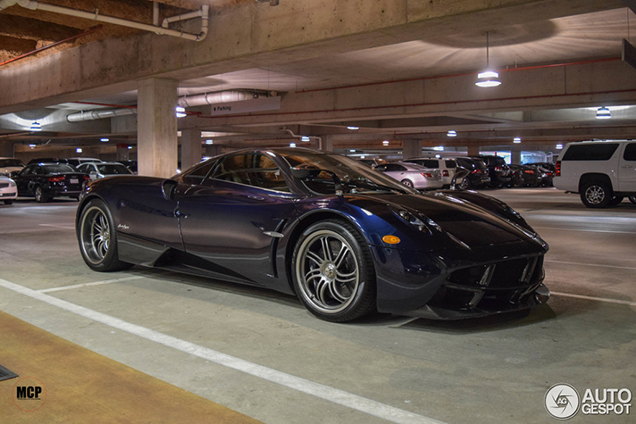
[43,164,75,173]
[96,164,131,175]
[0,159,24,167]
[280,151,416,195]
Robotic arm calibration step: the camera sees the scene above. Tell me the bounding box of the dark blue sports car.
[76,148,549,322]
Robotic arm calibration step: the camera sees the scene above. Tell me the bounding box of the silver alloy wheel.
[295,229,360,314]
[80,206,111,265]
[584,185,606,205]
[34,186,43,202]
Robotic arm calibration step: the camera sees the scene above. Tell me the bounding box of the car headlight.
[390,207,435,234]
[9,180,16,187]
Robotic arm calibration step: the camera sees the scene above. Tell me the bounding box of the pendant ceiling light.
[476,32,501,88]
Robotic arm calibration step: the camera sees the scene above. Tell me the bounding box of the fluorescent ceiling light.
[289,142,296,148]
[301,136,310,142]
[175,106,186,118]
[205,139,214,145]
[30,121,42,132]
[596,106,611,119]
[100,138,109,142]
[513,137,521,143]
[447,130,457,137]
[347,126,359,130]
[382,140,389,146]
[556,144,563,150]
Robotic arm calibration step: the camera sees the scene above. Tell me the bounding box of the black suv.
[454,157,490,189]
[473,155,512,188]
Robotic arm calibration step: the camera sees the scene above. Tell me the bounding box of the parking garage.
[1,1,635,423]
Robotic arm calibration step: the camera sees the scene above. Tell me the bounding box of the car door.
[176,152,299,286]
[618,142,636,191]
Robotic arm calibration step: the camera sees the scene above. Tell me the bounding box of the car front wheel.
[78,199,132,272]
[581,181,612,208]
[400,179,414,188]
[292,220,376,322]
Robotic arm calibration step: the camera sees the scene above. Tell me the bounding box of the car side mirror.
[161,179,178,200]
[290,166,321,179]
[290,166,343,197]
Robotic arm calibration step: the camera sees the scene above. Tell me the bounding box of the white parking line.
[552,291,636,306]
[545,260,636,271]
[0,277,445,424]
[533,226,636,235]
[38,276,144,293]
[38,224,75,230]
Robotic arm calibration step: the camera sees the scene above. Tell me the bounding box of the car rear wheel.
[459,178,470,190]
[292,220,376,322]
[34,186,48,203]
[400,179,414,188]
[629,196,636,204]
[78,199,132,272]
[580,180,612,208]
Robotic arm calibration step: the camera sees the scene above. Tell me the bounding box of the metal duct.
[178,91,260,108]
[1,0,209,42]
[66,108,137,123]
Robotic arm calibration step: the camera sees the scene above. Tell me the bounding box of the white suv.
[554,140,636,208]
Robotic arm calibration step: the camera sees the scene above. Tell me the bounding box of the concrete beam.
[0,0,622,114]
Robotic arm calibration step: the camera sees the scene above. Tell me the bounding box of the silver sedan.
[0,175,18,205]
[375,162,443,189]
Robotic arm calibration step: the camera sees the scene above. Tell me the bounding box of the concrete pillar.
[321,135,334,152]
[180,129,202,171]
[466,144,480,156]
[402,139,422,159]
[137,78,178,177]
[204,144,222,157]
[116,143,130,162]
[0,140,16,157]
[511,149,522,164]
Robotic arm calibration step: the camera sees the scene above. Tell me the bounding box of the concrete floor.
[0,188,634,424]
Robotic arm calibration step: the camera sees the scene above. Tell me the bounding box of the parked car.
[76,147,549,322]
[0,157,25,177]
[14,163,90,202]
[473,155,512,188]
[374,162,443,189]
[119,160,138,174]
[27,157,71,165]
[554,140,636,208]
[77,162,134,181]
[0,175,17,205]
[67,157,102,167]
[531,162,555,187]
[509,164,541,187]
[404,157,458,187]
[453,157,490,189]
[358,158,387,168]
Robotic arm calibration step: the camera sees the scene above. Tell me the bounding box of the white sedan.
[375,162,444,190]
[0,175,18,205]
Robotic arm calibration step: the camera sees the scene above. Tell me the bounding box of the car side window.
[374,164,387,171]
[385,164,405,172]
[181,160,217,185]
[624,143,636,161]
[209,153,290,192]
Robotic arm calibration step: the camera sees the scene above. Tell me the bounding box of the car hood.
[348,191,545,251]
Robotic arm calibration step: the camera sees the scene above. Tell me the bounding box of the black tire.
[78,199,133,272]
[400,179,414,188]
[629,196,636,204]
[459,178,470,190]
[291,220,376,322]
[4,200,13,205]
[34,186,48,203]
[608,196,624,206]
[580,180,612,208]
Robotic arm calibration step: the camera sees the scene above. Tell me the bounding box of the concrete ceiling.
[1,0,636,156]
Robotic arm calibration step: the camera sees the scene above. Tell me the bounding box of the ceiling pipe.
[65,91,261,122]
[283,127,322,150]
[1,0,209,42]
[66,108,137,123]
[178,90,260,108]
